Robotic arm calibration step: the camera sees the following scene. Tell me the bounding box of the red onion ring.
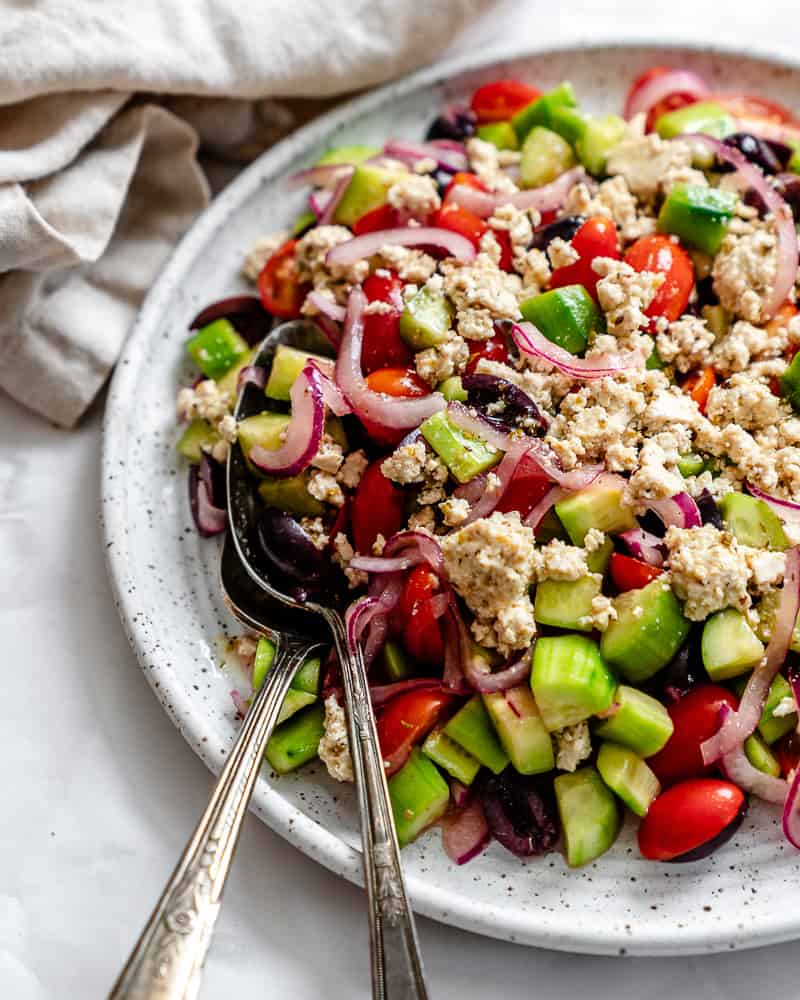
[305,290,346,324]
[450,778,471,809]
[335,287,446,429]
[782,668,800,848]
[313,314,342,351]
[383,529,445,576]
[447,166,588,219]
[441,595,472,694]
[523,485,570,529]
[677,133,798,317]
[383,138,467,173]
[309,188,332,219]
[236,365,267,393]
[307,360,351,417]
[619,528,666,566]
[349,554,420,575]
[648,492,702,529]
[624,69,709,120]
[369,678,444,707]
[249,362,324,477]
[317,169,354,226]
[511,321,646,379]
[287,163,354,189]
[459,438,531,526]
[326,226,476,269]
[464,647,533,694]
[746,482,800,525]
[719,705,788,803]
[702,547,800,764]
[230,688,249,720]
[441,794,491,865]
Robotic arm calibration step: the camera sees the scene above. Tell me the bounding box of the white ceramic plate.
[102,42,800,956]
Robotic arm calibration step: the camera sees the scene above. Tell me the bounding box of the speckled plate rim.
[102,39,800,956]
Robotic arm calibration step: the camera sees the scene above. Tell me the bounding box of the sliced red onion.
[249,362,324,477]
[369,679,443,707]
[441,795,491,865]
[720,706,788,803]
[446,401,514,452]
[350,553,420,575]
[648,492,702,529]
[440,595,473,694]
[230,688,249,720]
[308,361,351,417]
[335,287,446,429]
[190,295,264,330]
[465,647,532,694]
[746,482,800,525]
[383,138,467,173]
[189,465,226,537]
[317,168,354,225]
[305,290,346,324]
[624,69,709,119]
[383,529,445,576]
[620,528,667,567]
[460,438,532,525]
[454,472,488,506]
[702,547,800,764]
[782,668,800,848]
[450,779,471,809]
[511,321,645,379]
[326,226,476,270]
[678,133,798,317]
[288,163,354,189]
[237,365,266,393]
[447,166,587,219]
[524,485,570,529]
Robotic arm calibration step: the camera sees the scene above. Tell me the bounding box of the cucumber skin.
[389,748,450,847]
[531,635,616,732]
[554,766,621,867]
[596,742,660,818]
[534,576,601,632]
[601,580,690,683]
[701,609,764,682]
[593,685,674,758]
[482,687,555,776]
[265,703,325,774]
[422,728,481,786]
[444,696,510,774]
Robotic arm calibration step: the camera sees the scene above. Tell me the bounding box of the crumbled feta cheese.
[408,505,437,533]
[554,721,592,772]
[711,319,787,375]
[656,314,715,373]
[300,516,329,551]
[532,539,589,581]
[379,245,438,283]
[337,449,368,489]
[712,219,778,324]
[331,532,367,588]
[625,438,685,509]
[583,528,607,554]
[606,114,706,202]
[372,533,386,555]
[516,246,552,293]
[466,137,519,195]
[177,379,230,423]
[296,224,353,288]
[364,298,396,315]
[665,524,751,621]
[706,376,792,434]
[387,173,441,218]
[593,257,665,343]
[578,591,618,632]
[441,251,522,329]
[307,470,345,507]
[413,156,438,174]
[743,547,786,594]
[380,440,439,485]
[310,434,344,474]
[242,230,287,282]
[548,236,580,270]
[488,203,534,257]
[439,496,471,526]
[318,695,353,782]
[566,175,656,244]
[415,331,469,385]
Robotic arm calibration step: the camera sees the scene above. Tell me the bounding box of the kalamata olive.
[529,215,586,252]
[425,106,476,142]
[774,173,800,222]
[256,508,326,585]
[638,509,667,538]
[696,487,723,529]
[478,770,559,857]
[189,295,272,344]
[461,373,548,431]
[650,633,703,704]
[721,132,788,174]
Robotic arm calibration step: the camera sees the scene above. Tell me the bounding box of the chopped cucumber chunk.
[437,375,468,402]
[512,82,578,141]
[290,209,317,238]
[265,343,333,401]
[476,121,519,150]
[187,318,250,380]
[333,164,404,227]
[177,419,219,463]
[534,575,602,632]
[733,672,798,744]
[555,482,637,544]
[519,127,575,188]
[655,101,736,139]
[399,286,453,350]
[420,410,501,483]
[719,492,788,550]
[586,535,614,575]
[317,144,379,166]
[216,345,259,400]
[520,284,601,354]
[597,742,660,817]
[658,184,737,255]
[444,695,510,774]
[549,104,587,145]
[531,635,616,731]
[744,732,781,777]
[422,727,481,786]
[388,748,450,846]
[575,114,626,175]
[701,608,764,681]
[554,766,621,867]
[482,686,555,775]
[265,703,324,774]
[677,453,706,478]
[781,351,800,413]
[258,472,325,517]
[593,685,674,757]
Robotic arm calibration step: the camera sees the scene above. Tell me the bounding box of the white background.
[4,2,800,996]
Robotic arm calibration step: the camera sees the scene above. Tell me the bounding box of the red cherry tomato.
[399,566,445,667]
[360,271,412,374]
[351,459,406,555]
[443,172,489,201]
[623,67,699,132]
[638,778,745,861]
[464,331,511,375]
[775,731,800,779]
[682,365,716,414]
[609,553,664,592]
[431,202,488,250]
[257,239,310,318]
[710,92,800,126]
[495,468,551,518]
[648,685,739,784]
[470,79,541,124]
[494,229,515,272]
[624,234,695,327]
[352,202,401,236]
[549,216,621,299]
[361,367,431,445]
[377,688,455,775]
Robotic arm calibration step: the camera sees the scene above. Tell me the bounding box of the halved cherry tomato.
[623,67,700,133]
[257,239,310,318]
[648,685,739,785]
[683,365,716,414]
[360,271,412,374]
[710,92,800,127]
[624,234,695,327]
[377,688,455,775]
[549,216,621,299]
[431,202,488,249]
[638,778,745,861]
[464,331,511,375]
[399,565,445,667]
[351,459,406,555]
[361,368,431,446]
[470,80,541,124]
[352,202,401,236]
[443,171,489,201]
[495,468,551,518]
[494,229,514,272]
[609,553,663,592]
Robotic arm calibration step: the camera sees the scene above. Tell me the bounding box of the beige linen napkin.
[0,0,492,427]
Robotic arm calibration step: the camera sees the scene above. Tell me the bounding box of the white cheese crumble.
[318,695,354,782]
[387,173,441,218]
[664,524,751,621]
[415,331,469,385]
[337,449,368,489]
[554,721,592,772]
[307,470,345,507]
[242,230,288,282]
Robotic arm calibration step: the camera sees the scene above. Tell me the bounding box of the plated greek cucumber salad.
[177,67,800,868]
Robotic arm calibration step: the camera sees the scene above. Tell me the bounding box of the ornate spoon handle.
[108,636,321,1000]
[324,609,429,1000]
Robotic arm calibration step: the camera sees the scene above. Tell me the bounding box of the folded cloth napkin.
[0,0,491,428]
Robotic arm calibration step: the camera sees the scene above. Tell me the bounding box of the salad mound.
[177,67,800,868]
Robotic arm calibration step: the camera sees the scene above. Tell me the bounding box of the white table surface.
[5,3,800,996]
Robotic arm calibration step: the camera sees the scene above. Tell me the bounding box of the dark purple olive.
[190,295,272,345]
[425,105,476,143]
[479,770,559,857]
[256,508,326,585]
[774,173,800,222]
[530,215,585,252]
[667,799,747,863]
[696,487,723,529]
[721,132,788,175]
[462,373,548,431]
[649,629,703,704]
[199,452,226,508]
[638,509,667,539]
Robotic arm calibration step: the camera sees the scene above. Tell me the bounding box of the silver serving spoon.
[227,320,429,1000]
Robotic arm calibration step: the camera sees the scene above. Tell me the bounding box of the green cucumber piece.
[482,685,555,775]
[254,641,322,728]
[593,685,674,757]
[444,695,510,774]
[420,410,501,483]
[265,703,325,774]
[388,747,450,846]
[333,164,405,227]
[292,656,322,696]
[534,575,602,632]
[549,105,588,145]
[586,535,614,575]
[290,209,317,238]
[733,673,797,744]
[399,286,453,349]
[422,727,481,786]
[276,689,317,726]
[238,411,290,454]
[701,609,765,681]
[476,121,519,150]
[677,453,706,477]
[702,304,731,339]
[781,352,800,413]
[257,473,325,517]
[265,343,334,401]
[596,741,660,817]
[437,375,468,402]
[187,318,250,380]
[216,345,259,400]
[720,492,788,550]
[601,579,691,682]
[520,284,601,354]
[381,638,413,682]
[519,126,576,189]
[554,765,621,867]
[177,419,219,463]
[317,144,379,166]
[657,184,737,255]
[655,101,736,139]
[575,114,627,176]
[511,82,578,140]
[531,635,616,731]
[252,636,276,690]
[555,482,637,544]
[744,732,781,777]
[535,507,570,544]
